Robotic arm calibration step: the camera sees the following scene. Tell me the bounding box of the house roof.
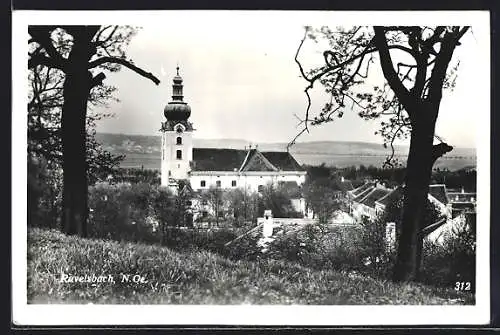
[452,202,475,211]
[261,151,305,171]
[447,192,476,203]
[429,184,449,205]
[350,181,376,198]
[376,187,403,207]
[352,186,376,203]
[191,148,304,172]
[339,179,354,192]
[358,188,392,208]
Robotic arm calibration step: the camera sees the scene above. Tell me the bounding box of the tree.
[259,183,300,218]
[383,192,444,278]
[28,62,123,229]
[303,177,343,224]
[173,180,194,228]
[293,26,469,281]
[28,60,125,182]
[200,186,225,226]
[223,188,250,227]
[28,26,160,237]
[152,186,176,245]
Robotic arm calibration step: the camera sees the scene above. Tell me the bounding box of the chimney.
[263,210,273,238]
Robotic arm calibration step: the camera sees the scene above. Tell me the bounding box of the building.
[160,68,306,195]
[348,182,393,221]
[348,182,470,222]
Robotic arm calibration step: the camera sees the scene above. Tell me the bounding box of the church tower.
[160,67,194,186]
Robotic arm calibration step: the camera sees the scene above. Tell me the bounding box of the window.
[176,126,183,133]
[202,211,208,218]
[258,185,264,192]
[176,150,182,160]
[216,180,221,187]
[200,180,206,187]
[176,136,182,145]
[231,180,237,187]
[168,170,171,176]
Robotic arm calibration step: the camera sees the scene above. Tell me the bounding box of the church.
[160,68,307,193]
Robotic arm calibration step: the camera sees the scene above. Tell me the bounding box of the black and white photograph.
[12,10,490,326]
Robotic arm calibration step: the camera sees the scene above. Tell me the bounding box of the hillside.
[95,132,477,171]
[28,228,473,305]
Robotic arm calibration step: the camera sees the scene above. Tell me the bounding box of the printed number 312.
[455,281,471,291]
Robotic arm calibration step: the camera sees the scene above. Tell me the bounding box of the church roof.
[261,151,305,171]
[240,149,277,172]
[190,148,305,172]
[191,148,247,171]
[161,120,194,132]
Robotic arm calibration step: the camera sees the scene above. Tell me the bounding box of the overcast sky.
[87,12,488,148]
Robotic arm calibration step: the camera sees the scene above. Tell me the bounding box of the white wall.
[189,171,306,192]
[290,198,306,215]
[161,126,193,185]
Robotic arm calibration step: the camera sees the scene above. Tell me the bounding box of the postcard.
[13,9,490,326]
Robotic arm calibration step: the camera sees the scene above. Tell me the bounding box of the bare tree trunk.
[393,115,436,282]
[61,34,93,237]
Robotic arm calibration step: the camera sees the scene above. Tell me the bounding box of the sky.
[84,12,490,149]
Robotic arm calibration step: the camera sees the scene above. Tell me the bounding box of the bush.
[221,229,263,261]
[164,228,237,253]
[356,216,396,279]
[88,183,161,243]
[420,214,476,290]
[27,227,474,305]
[263,223,366,271]
[28,155,62,229]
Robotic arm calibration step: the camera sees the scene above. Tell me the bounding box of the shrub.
[420,214,476,290]
[222,230,264,261]
[88,183,238,251]
[28,155,63,229]
[88,183,172,244]
[357,216,396,279]
[263,223,366,271]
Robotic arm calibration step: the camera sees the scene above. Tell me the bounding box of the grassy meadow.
[28,227,474,305]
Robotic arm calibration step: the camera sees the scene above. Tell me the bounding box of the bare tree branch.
[373,26,415,115]
[88,57,160,85]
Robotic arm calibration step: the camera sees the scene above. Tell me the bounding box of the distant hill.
[95,132,476,170]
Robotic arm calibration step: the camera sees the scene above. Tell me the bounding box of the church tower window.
[176,150,182,159]
[176,136,182,145]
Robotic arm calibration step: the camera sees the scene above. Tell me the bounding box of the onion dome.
[163,66,191,121]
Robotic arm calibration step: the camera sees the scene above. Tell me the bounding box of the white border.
[12,10,491,326]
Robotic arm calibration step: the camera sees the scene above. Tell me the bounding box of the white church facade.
[160,68,307,192]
